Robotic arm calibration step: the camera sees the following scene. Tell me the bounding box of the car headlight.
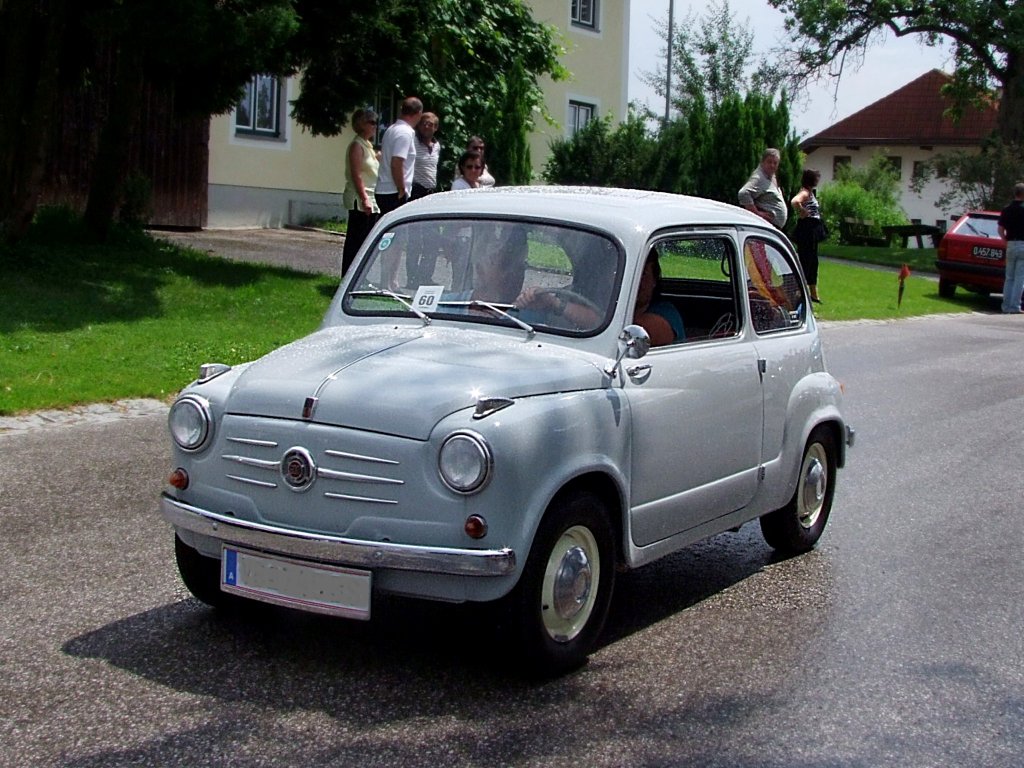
[169,395,212,452]
[438,430,493,494]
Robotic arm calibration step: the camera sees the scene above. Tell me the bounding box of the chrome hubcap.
[541,525,600,643]
[798,445,828,528]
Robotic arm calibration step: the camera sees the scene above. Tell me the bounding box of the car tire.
[760,426,836,554]
[503,490,616,676]
[174,535,230,607]
[938,278,956,298]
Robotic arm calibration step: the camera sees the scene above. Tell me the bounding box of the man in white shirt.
[376,97,423,291]
[376,97,423,215]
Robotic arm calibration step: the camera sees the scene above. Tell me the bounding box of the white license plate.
[972,245,1003,260]
[222,546,371,620]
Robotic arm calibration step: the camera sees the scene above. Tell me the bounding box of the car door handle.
[626,364,652,378]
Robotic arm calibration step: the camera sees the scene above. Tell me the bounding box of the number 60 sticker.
[412,285,444,313]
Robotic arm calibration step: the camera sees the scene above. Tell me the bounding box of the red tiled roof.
[801,69,998,150]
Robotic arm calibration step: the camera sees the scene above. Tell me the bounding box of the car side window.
[650,236,742,343]
[743,237,806,334]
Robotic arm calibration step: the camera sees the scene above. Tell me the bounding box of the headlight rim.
[438,429,493,495]
[169,395,213,453]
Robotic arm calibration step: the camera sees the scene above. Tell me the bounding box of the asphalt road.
[2,312,1023,767]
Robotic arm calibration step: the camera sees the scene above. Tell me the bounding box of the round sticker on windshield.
[378,233,395,251]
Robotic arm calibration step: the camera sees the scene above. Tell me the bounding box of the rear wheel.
[505,490,615,676]
[175,535,229,607]
[760,427,836,554]
[938,278,956,298]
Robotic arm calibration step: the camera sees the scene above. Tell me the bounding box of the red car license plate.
[972,245,1004,260]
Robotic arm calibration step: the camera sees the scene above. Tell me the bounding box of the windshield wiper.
[349,286,430,325]
[469,300,535,337]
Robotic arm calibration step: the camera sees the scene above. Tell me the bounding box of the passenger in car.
[634,252,684,345]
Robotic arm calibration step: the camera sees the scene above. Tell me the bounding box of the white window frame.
[571,0,599,30]
[234,74,285,139]
[569,100,596,135]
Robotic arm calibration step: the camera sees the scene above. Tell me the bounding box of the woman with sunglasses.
[451,151,484,190]
[466,136,495,187]
[341,108,380,274]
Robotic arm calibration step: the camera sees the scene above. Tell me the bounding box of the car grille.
[216,415,414,509]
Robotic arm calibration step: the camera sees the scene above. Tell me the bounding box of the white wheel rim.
[798,443,828,529]
[540,525,600,643]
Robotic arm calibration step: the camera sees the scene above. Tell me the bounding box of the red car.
[936,211,1006,298]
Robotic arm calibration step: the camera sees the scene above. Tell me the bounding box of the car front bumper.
[161,494,517,577]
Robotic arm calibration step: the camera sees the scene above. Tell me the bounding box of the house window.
[912,161,929,181]
[569,101,596,134]
[235,74,283,138]
[832,156,851,179]
[885,156,903,180]
[571,0,598,29]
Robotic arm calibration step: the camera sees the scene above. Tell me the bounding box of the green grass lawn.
[1,226,337,415]
[0,227,995,415]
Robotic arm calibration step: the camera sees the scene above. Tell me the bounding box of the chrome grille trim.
[317,467,403,485]
[227,437,279,447]
[323,492,398,504]
[223,454,279,470]
[227,474,278,488]
[324,449,399,465]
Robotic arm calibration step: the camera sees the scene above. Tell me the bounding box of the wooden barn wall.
[40,60,209,229]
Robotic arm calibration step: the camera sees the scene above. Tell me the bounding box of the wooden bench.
[839,218,889,247]
[882,223,942,249]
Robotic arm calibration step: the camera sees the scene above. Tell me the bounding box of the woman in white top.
[451,151,484,190]
[466,136,496,187]
[341,108,380,274]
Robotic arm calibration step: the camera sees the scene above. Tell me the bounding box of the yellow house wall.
[527,0,631,181]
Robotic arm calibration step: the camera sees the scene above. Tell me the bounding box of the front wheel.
[504,490,616,675]
[760,427,837,554]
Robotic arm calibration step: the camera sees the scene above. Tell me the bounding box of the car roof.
[398,186,772,238]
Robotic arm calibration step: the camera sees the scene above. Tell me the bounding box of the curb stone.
[0,398,169,436]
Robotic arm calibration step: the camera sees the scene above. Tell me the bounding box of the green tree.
[291,0,566,187]
[642,0,783,116]
[769,0,1024,199]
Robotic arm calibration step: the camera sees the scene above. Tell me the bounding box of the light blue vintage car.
[162,187,854,673]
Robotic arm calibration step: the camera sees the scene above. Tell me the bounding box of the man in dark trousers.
[998,182,1024,314]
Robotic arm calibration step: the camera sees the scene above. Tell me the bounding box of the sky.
[628,0,953,138]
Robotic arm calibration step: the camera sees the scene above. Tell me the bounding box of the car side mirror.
[605,324,651,378]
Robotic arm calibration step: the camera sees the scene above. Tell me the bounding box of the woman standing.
[341,108,380,275]
[791,168,825,303]
[451,151,484,190]
[465,136,495,187]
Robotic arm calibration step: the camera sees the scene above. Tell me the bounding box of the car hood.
[223,325,608,439]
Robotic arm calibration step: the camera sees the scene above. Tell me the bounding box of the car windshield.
[342,218,621,334]
[954,214,1001,239]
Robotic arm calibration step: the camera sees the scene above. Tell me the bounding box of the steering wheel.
[547,287,602,316]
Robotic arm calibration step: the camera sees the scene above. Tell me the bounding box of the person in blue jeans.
[998,182,1024,314]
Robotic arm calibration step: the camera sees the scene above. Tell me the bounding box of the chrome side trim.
[223,454,279,470]
[227,437,279,448]
[161,495,516,577]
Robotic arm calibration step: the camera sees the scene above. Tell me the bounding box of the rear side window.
[952,215,1001,239]
[743,238,806,334]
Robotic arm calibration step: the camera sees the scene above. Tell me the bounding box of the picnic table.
[882,223,942,249]
[839,218,889,247]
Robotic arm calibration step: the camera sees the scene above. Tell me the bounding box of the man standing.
[376,96,423,290]
[998,182,1024,314]
[739,148,787,230]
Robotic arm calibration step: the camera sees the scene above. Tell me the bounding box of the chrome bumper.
[161,495,516,577]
